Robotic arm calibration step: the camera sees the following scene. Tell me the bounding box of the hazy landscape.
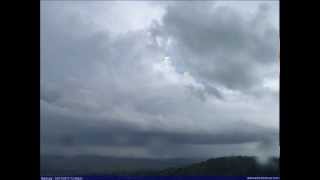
[41,155,279,176]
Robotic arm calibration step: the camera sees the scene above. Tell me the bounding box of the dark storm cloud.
[41,99,278,159]
[156,3,278,92]
[42,110,277,147]
[41,2,279,159]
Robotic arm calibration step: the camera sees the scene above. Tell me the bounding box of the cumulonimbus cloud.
[41,1,279,159]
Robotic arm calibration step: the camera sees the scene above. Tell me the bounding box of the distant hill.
[40,154,199,176]
[134,156,279,176]
[41,155,279,176]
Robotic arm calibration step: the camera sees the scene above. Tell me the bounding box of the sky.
[41,1,279,160]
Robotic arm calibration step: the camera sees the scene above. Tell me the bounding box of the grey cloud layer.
[41,2,279,158]
[156,3,278,92]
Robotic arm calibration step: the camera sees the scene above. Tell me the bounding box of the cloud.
[155,3,278,92]
[41,1,279,159]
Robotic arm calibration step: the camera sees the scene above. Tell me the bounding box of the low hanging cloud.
[41,1,279,159]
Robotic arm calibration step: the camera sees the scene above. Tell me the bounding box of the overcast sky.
[41,1,279,159]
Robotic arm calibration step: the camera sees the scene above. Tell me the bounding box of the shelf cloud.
[41,1,279,159]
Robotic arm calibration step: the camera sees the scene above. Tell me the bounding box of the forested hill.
[41,155,279,176]
[131,156,279,176]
